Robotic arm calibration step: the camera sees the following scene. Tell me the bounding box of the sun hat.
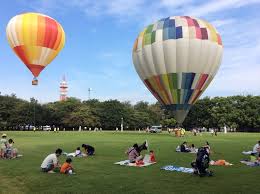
[1,133,7,137]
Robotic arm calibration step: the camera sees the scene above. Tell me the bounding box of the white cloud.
[211,19,235,28]
[187,0,260,17]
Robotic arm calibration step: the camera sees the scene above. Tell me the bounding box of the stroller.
[191,147,213,177]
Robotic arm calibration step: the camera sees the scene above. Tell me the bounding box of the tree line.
[0,94,259,131]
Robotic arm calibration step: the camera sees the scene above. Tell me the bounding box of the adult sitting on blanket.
[126,141,148,163]
[82,144,95,156]
[41,148,62,173]
[180,142,190,152]
[253,141,260,153]
[242,141,260,155]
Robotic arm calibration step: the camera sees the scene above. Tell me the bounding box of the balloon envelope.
[6,12,65,81]
[132,16,223,124]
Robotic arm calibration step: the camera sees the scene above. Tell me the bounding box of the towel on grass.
[161,165,194,173]
[114,155,156,167]
[210,160,233,166]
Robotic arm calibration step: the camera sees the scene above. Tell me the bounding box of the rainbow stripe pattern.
[132,16,223,123]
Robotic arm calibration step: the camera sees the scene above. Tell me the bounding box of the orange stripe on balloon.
[191,90,202,104]
[37,15,46,47]
[53,25,62,50]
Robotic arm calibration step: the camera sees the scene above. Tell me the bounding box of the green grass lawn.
[0,131,259,194]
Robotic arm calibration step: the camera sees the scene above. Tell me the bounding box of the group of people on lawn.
[41,141,155,174]
[0,133,19,159]
[175,141,208,153]
[40,144,95,174]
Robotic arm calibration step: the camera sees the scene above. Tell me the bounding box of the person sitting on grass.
[6,139,18,159]
[75,147,82,157]
[149,150,156,163]
[126,141,148,163]
[253,141,260,153]
[82,144,95,156]
[41,148,62,173]
[190,144,198,153]
[60,158,74,174]
[180,142,190,152]
[0,134,8,158]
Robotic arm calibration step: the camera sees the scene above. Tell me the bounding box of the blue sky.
[0,0,260,104]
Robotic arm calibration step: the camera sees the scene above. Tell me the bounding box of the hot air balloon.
[132,16,223,124]
[6,12,65,85]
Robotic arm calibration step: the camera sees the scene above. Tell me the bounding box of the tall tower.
[60,76,68,101]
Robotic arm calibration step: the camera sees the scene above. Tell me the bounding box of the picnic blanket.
[114,155,156,167]
[210,160,233,166]
[242,151,256,155]
[240,160,260,167]
[176,146,197,153]
[63,152,87,157]
[161,165,194,174]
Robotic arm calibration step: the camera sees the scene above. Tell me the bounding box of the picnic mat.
[114,155,156,167]
[63,152,87,157]
[242,151,255,155]
[161,165,194,173]
[240,161,260,167]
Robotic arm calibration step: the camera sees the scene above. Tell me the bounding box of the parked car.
[149,125,162,133]
[42,125,51,131]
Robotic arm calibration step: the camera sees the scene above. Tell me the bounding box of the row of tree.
[0,94,259,131]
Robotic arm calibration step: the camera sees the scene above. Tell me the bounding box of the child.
[75,147,82,157]
[6,139,18,159]
[190,144,197,153]
[60,158,74,174]
[0,134,7,158]
[149,150,156,163]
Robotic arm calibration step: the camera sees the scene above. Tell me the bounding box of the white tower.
[60,76,68,101]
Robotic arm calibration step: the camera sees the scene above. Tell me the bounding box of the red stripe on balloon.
[217,34,222,45]
[196,74,208,90]
[13,46,29,65]
[43,17,57,49]
[48,20,58,49]
[144,79,164,104]
[195,27,202,39]
[26,64,45,77]
[191,90,202,104]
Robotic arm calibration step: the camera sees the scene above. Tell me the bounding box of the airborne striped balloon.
[6,12,65,85]
[132,16,223,124]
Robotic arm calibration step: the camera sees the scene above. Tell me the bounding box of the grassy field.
[0,131,260,194]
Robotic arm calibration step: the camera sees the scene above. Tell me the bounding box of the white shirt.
[253,144,260,153]
[41,153,58,168]
[75,150,81,155]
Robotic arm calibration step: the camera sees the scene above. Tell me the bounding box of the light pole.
[121,117,124,132]
[88,88,92,100]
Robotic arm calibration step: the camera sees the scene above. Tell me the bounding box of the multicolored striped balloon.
[6,12,65,85]
[132,16,223,124]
